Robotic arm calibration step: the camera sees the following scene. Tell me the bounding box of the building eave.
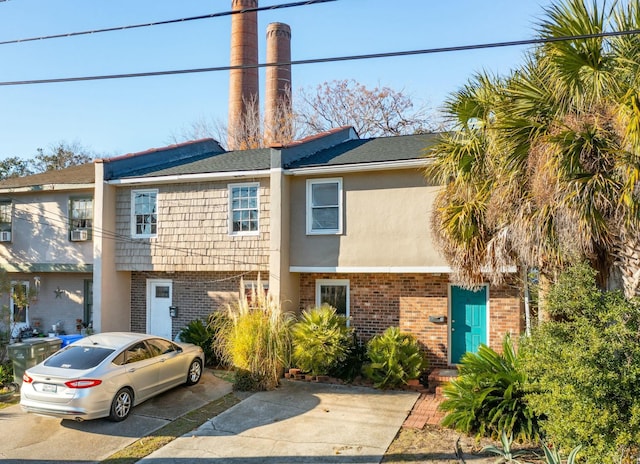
[285,158,430,176]
[0,183,95,194]
[107,170,271,186]
[289,266,453,274]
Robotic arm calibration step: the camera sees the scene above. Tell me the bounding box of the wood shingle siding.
[115,181,270,272]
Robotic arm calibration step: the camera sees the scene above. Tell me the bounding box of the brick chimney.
[264,22,292,147]
[228,0,259,150]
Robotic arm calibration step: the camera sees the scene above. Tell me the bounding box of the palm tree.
[426,0,640,300]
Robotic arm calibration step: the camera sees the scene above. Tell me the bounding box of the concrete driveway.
[0,370,232,463]
[139,380,419,464]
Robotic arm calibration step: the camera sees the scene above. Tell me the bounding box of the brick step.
[427,368,458,396]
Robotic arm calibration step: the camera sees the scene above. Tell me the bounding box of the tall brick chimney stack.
[264,22,292,146]
[228,0,259,150]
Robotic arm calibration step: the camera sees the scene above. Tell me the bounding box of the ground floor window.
[315,279,350,318]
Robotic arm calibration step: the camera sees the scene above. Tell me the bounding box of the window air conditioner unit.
[0,231,10,242]
[70,229,88,241]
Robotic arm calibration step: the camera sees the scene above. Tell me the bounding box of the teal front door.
[450,285,487,364]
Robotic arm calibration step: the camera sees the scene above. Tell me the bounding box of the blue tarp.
[57,334,84,347]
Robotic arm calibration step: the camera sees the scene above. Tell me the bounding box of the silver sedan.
[20,332,205,422]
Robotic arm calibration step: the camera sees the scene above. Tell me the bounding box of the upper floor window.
[132,189,158,238]
[0,200,12,242]
[306,178,343,235]
[229,183,259,235]
[69,197,93,241]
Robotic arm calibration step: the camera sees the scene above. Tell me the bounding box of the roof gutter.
[0,183,95,193]
[107,169,270,185]
[285,158,430,176]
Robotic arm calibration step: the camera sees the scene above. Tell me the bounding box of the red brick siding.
[299,273,522,369]
[131,271,265,339]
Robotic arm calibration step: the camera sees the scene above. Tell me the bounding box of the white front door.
[147,280,172,339]
[10,281,29,338]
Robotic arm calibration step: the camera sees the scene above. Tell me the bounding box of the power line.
[0,0,336,46]
[8,194,269,268]
[1,29,638,87]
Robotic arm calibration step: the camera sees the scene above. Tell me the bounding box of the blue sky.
[0,0,554,159]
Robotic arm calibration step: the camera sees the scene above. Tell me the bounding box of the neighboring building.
[0,164,95,337]
[0,129,522,367]
[0,138,225,339]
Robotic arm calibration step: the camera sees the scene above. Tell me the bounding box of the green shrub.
[232,369,265,392]
[291,304,352,376]
[0,361,12,386]
[440,334,538,442]
[214,279,292,391]
[179,317,222,367]
[520,282,640,463]
[362,327,426,389]
[328,332,367,382]
[545,262,601,321]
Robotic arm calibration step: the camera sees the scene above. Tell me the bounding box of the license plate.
[41,384,57,393]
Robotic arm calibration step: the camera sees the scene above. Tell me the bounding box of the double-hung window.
[0,200,12,241]
[229,183,259,235]
[69,197,93,240]
[306,178,343,235]
[132,189,158,238]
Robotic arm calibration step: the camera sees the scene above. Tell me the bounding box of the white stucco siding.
[289,169,447,269]
[0,191,94,268]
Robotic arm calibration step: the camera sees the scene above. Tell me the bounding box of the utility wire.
[0,0,336,46]
[8,195,268,267]
[0,29,638,87]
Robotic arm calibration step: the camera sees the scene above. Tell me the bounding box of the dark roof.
[102,138,226,179]
[286,133,439,169]
[0,163,95,190]
[123,147,272,178]
[123,133,439,179]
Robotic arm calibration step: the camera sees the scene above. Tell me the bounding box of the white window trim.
[228,182,260,236]
[315,279,350,320]
[306,178,343,235]
[70,197,94,239]
[131,189,158,239]
[0,201,12,231]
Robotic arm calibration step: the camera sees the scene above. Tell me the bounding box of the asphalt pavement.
[0,370,232,463]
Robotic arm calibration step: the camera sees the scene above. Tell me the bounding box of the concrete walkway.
[138,380,419,464]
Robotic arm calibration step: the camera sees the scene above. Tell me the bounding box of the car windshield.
[44,345,115,370]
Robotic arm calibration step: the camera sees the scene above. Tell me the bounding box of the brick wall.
[299,273,522,369]
[131,271,264,339]
[115,181,270,272]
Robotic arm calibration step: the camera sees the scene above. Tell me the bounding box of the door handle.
[128,368,136,372]
[451,328,455,332]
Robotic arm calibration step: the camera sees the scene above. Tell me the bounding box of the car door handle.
[128,368,136,372]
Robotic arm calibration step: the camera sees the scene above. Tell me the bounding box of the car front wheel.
[108,387,133,422]
[186,359,202,386]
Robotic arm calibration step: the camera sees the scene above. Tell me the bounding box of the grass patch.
[211,368,235,384]
[101,393,241,464]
